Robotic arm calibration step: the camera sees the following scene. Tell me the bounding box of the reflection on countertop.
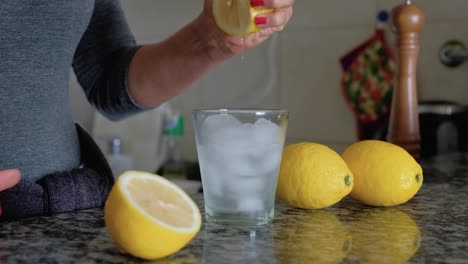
[1,153,468,263]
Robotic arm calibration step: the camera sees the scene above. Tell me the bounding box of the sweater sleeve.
[72,0,148,121]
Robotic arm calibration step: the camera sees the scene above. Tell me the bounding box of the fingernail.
[255,17,267,25]
[251,0,264,7]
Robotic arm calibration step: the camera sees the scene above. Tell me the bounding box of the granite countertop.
[1,153,468,263]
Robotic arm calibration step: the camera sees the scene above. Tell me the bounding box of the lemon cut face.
[104,171,201,260]
[212,0,273,36]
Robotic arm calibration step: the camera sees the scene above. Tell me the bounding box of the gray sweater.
[0,0,144,182]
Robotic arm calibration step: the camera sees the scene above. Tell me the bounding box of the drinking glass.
[192,109,288,226]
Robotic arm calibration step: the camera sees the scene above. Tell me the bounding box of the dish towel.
[340,11,396,140]
[0,124,114,221]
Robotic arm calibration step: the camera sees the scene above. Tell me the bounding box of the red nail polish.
[251,0,264,7]
[255,17,267,25]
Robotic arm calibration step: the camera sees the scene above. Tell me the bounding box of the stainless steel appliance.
[419,101,468,158]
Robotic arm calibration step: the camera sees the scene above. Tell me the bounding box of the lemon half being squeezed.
[104,171,201,260]
[213,0,273,36]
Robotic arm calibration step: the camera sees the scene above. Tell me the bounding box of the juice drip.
[240,37,245,61]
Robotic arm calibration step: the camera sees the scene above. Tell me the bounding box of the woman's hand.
[0,169,20,216]
[128,0,294,108]
[201,0,294,55]
[0,169,20,191]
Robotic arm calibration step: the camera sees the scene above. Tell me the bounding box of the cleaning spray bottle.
[159,97,186,178]
[106,137,134,179]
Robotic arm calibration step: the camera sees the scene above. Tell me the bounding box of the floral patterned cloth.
[340,29,396,140]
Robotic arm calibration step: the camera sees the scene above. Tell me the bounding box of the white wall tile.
[289,0,377,30]
[121,0,202,41]
[417,23,468,103]
[279,27,374,144]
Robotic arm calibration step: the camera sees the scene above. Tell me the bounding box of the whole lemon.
[277,142,353,209]
[346,208,421,263]
[342,140,423,206]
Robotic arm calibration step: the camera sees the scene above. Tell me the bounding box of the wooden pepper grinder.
[387,0,425,160]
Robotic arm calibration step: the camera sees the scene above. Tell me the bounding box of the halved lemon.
[104,171,202,260]
[212,0,273,36]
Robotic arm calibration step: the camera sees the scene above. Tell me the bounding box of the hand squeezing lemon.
[212,0,274,36]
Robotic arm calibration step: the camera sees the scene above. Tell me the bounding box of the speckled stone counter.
[1,153,468,263]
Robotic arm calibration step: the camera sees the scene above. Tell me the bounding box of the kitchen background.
[69,0,468,172]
